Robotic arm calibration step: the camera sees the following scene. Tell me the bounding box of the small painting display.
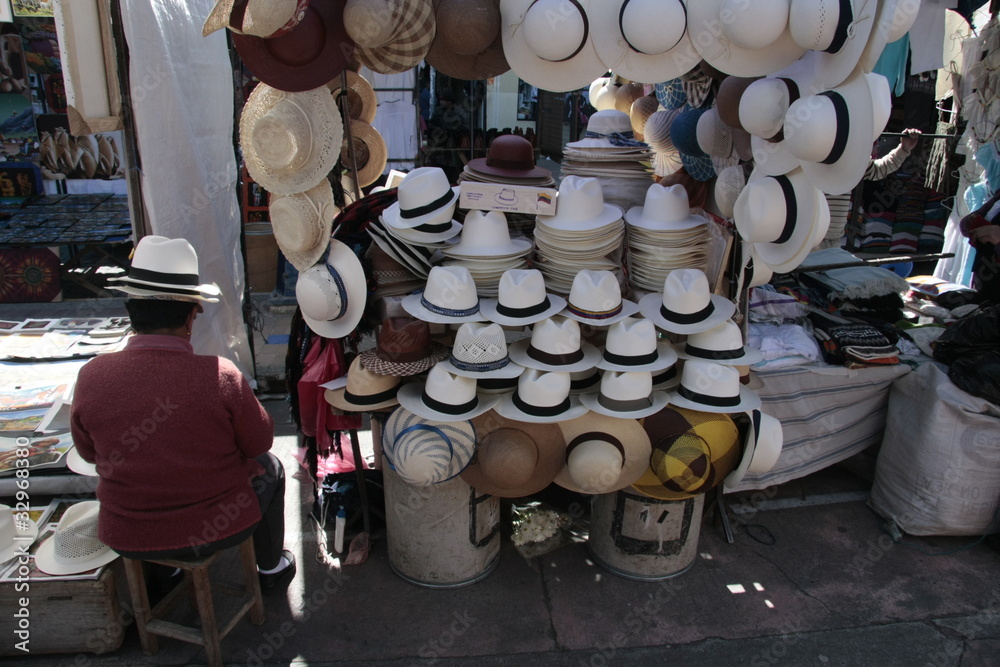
[12,1,54,19]
[0,247,61,303]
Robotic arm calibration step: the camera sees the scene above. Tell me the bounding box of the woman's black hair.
[125,299,198,333]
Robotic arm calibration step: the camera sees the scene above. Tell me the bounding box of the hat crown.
[479,429,538,486]
[344,0,400,47]
[498,268,547,309]
[522,0,588,63]
[553,176,611,222]
[423,266,479,312]
[458,210,513,248]
[269,182,336,253]
[679,359,741,401]
[438,0,500,55]
[720,0,790,50]
[396,166,455,213]
[739,78,793,139]
[484,134,536,171]
[424,364,478,406]
[600,369,653,402]
[606,317,657,357]
[451,322,508,365]
[789,0,857,52]
[53,501,107,564]
[696,107,734,157]
[620,0,686,56]
[518,368,572,408]
[251,96,313,171]
[568,269,622,314]
[130,235,202,281]
[662,268,711,316]
[377,317,432,361]
[567,439,624,492]
[686,320,745,355]
[391,430,453,485]
[530,316,582,357]
[346,356,399,395]
[783,93,842,163]
[584,110,634,137]
[733,175,794,244]
[296,261,347,321]
[639,183,692,226]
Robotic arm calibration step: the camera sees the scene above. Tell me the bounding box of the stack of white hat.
[440,210,533,297]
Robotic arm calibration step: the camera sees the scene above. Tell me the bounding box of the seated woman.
[70,235,295,590]
[959,188,1000,304]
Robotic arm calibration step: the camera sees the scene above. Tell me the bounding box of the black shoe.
[259,551,296,592]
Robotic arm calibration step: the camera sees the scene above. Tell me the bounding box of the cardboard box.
[459,183,558,216]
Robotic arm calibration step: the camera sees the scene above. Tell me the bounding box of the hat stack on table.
[562,110,654,183]
[439,210,533,296]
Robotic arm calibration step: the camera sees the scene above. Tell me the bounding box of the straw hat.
[326,356,401,412]
[0,504,38,565]
[295,239,367,339]
[403,266,485,324]
[240,84,343,196]
[382,407,476,485]
[566,110,648,150]
[203,0,307,37]
[677,319,762,366]
[554,413,651,495]
[626,182,707,231]
[509,316,600,374]
[615,83,646,114]
[479,268,567,327]
[34,501,120,576]
[638,268,735,335]
[437,322,525,379]
[562,269,639,326]
[500,0,607,93]
[66,446,98,476]
[713,163,749,219]
[591,0,695,84]
[580,369,670,420]
[232,0,355,92]
[466,134,548,180]
[695,107,734,158]
[742,244,775,289]
[669,106,709,158]
[426,0,510,80]
[591,76,623,112]
[723,408,784,491]
[268,179,337,272]
[495,367,589,424]
[630,95,660,140]
[342,120,388,188]
[644,108,684,177]
[382,167,460,231]
[346,0,437,74]
[536,176,623,231]
[442,211,532,259]
[788,0,877,90]
[359,317,449,376]
[688,0,805,77]
[398,364,500,422]
[328,70,378,124]
[461,410,567,497]
[654,78,687,110]
[669,358,761,414]
[597,316,678,373]
[108,235,221,302]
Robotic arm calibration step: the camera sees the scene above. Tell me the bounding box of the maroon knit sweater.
[70,335,274,553]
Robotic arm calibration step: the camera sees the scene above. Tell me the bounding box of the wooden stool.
[121,536,264,667]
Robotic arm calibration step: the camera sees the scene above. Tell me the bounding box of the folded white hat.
[382,166,460,232]
[723,408,784,491]
[296,239,368,339]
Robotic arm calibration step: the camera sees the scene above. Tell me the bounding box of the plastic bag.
[932,304,1000,364]
[949,352,1000,406]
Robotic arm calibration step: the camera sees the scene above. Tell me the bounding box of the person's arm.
[863,129,921,181]
[220,360,275,459]
[69,405,96,463]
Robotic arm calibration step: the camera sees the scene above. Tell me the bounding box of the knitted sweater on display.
[70,335,274,553]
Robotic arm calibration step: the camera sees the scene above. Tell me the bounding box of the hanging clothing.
[873,36,911,96]
[909,0,957,75]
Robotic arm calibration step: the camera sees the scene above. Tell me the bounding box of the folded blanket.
[799,248,910,300]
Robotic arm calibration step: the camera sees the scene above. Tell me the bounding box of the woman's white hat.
[638,268,735,335]
[397,364,499,422]
[295,239,367,339]
[382,407,477,486]
[441,211,532,259]
[66,447,98,477]
[723,408,784,491]
[480,268,567,326]
[788,0,877,90]
[669,359,761,413]
[554,413,652,494]
[598,316,678,372]
[34,501,120,576]
[382,167,460,232]
[436,322,525,380]
[402,266,486,324]
[535,176,623,231]
[495,368,589,423]
[678,319,763,366]
[625,183,707,231]
[562,269,639,326]
[268,179,337,273]
[500,0,607,93]
[108,235,221,302]
[565,110,649,150]
[580,369,670,419]
[688,0,806,77]
[590,0,695,84]
[0,504,39,565]
[203,0,307,37]
[509,316,600,373]
[239,83,343,196]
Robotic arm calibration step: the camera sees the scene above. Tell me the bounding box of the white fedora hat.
[500,0,608,93]
[626,183,707,231]
[325,356,401,412]
[496,367,589,423]
[382,166,460,232]
[480,268,567,327]
[239,84,343,196]
[0,504,39,566]
[268,179,337,273]
[397,364,499,422]
[108,235,221,302]
[590,76,622,112]
[678,319,763,366]
[536,176,624,231]
[562,269,639,326]
[34,501,120,576]
[723,408,783,491]
[688,0,806,78]
[566,110,649,150]
[402,266,486,324]
[591,0,695,84]
[382,407,477,485]
[638,268,735,335]
[738,54,819,140]
[66,447,98,477]
[554,413,652,494]
[749,131,801,177]
[858,0,898,73]
[436,321,525,379]
[669,358,761,414]
[597,316,678,373]
[509,316,601,373]
[580,369,669,419]
[203,0,307,37]
[295,239,367,339]
[441,211,532,259]
[788,0,877,90]
[383,214,463,246]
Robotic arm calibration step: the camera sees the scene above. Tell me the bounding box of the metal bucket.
[588,489,704,581]
[384,460,500,588]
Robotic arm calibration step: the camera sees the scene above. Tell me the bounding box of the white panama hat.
[565,110,649,150]
[441,210,532,259]
[536,176,623,231]
[34,501,120,576]
[397,364,500,422]
[580,369,670,420]
[688,0,806,78]
[597,316,678,373]
[723,408,784,491]
[669,358,761,414]
[561,269,639,326]
[678,319,763,366]
[381,167,460,232]
[591,0,696,84]
[402,265,486,324]
[626,182,707,231]
[495,367,590,423]
[480,268,567,327]
[788,0,877,90]
[108,235,221,302]
[638,268,736,335]
[436,321,525,380]
[509,316,601,373]
[295,239,367,339]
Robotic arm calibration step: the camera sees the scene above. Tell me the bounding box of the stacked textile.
[809,311,900,369]
[919,192,950,253]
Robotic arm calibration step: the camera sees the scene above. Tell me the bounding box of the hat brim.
[688,0,806,77]
[859,0,899,73]
[401,293,487,324]
[382,187,460,231]
[466,157,549,180]
[107,282,221,303]
[508,339,601,374]
[560,299,641,327]
[638,292,736,335]
[397,383,500,422]
[359,341,449,377]
[382,407,477,484]
[34,532,120,576]
[668,384,761,414]
[344,120,389,188]
[750,169,828,274]
[808,1,877,90]
[590,1,695,84]
[436,357,525,380]
[442,237,532,259]
[328,71,378,125]
[580,390,670,420]
[597,341,679,373]
[270,180,337,273]
[745,411,783,474]
[625,207,708,231]
[479,293,568,327]
[299,239,368,339]
[750,133,800,177]
[494,392,589,424]
[536,203,624,232]
[386,218,464,245]
[325,387,400,412]
[66,447,98,477]
[0,516,39,565]
[553,412,652,494]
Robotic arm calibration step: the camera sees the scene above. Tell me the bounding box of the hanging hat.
[203,0,308,38]
[554,413,651,494]
[788,0,877,90]
[580,369,669,419]
[509,316,601,373]
[614,83,646,114]
[500,0,608,93]
[0,504,39,566]
[240,84,343,196]
[654,78,687,110]
[480,268,567,327]
[437,322,524,379]
[669,106,709,158]
[561,269,639,326]
[34,501,120,576]
[359,317,449,376]
[461,410,567,497]
[630,95,660,141]
[597,316,677,373]
[66,447,98,476]
[232,0,354,92]
[346,0,437,74]
[466,134,549,180]
[382,407,476,485]
[669,358,760,414]
[678,319,763,366]
[326,356,401,412]
[688,0,805,77]
[626,182,707,231]
[590,76,623,112]
[342,120,388,188]
[108,235,221,302]
[713,163,749,219]
[566,110,648,150]
[638,267,735,335]
[495,367,589,423]
[715,76,758,131]
[867,72,892,140]
[743,244,775,289]
[426,0,510,80]
[738,55,818,142]
[441,211,532,259]
[723,408,783,491]
[644,108,684,177]
[695,107,734,158]
[591,0,695,84]
[268,179,337,272]
[328,70,378,124]
[884,0,920,44]
[397,364,499,422]
[858,0,898,73]
[382,167,460,232]
[537,176,623,231]
[295,239,367,339]
[630,406,740,500]
[402,266,485,324]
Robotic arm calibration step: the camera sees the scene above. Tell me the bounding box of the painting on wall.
[12,1,54,19]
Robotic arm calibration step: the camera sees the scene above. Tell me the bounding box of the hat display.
[398,363,499,421]
[382,167,460,232]
[643,108,684,177]
[240,83,343,196]
[66,447,98,477]
[342,120,389,188]
[500,0,607,93]
[328,70,378,124]
[638,268,736,335]
[715,75,758,131]
[688,0,806,77]
[678,319,763,366]
[591,0,694,84]
[326,356,401,412]
[465,134,550,181]
[630,406,740,500]
[204,0,308,38]
[0,504,38,565]
[554,413,652,494]
[34,501,120,576]
[495,368,589,423]
[580,369,670,419]
[402,266,485,324]
[788,0,877,90]
[669,358,761,414]
[359,317,449,376]
[509,316,601,374]
[538,176,623,231]
[426,0,510,80]
[626,182,707,231]
[268,179,337,272]
[232,0,354,93]
[597,317,678,373]
[108,235,221,302]
[562,269,639,326]
[382,406,476,485]
[346,0,437,74]
[566,110,648,151]
[461,411,567,497]
[436,321,524,379]
[723,408,784,491]
[295,239,367,339]
[480,268,567,327]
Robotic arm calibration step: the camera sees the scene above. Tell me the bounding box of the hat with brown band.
[553,412,652,495]
[359,317,449,376]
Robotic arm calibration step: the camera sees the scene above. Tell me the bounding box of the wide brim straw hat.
[500,0,608,93]
[426,0,511,80]
[553,412,652,494]
[591,0,695,84]
[240,83,343,196]
[328,70,378,125]
[326,356,402,412]
[34,501,120,576]
[723,408,783,492]
[688,0,805,78]
[232,0,355,93]
[296,238,368,339]
[65,447,98,477]
[342,120,388,188]
[351,0,437,75]
[268,179,337,273]
[108,235,221,303]
[789,0,877,90]
[203,0,307,37]
[0,504,39,565]
[382,406,477,485]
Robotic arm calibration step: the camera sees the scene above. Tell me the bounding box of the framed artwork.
[12,1,54,19]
